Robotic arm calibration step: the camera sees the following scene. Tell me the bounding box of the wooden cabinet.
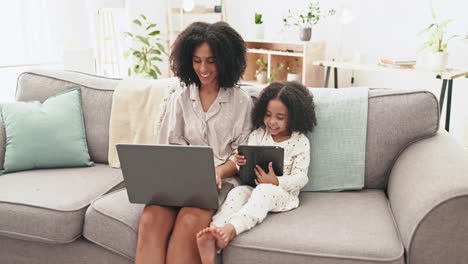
[242,40,325,87]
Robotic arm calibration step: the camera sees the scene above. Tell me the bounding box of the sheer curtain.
[0,0,58,66]
[0,0,59,102]
[95,8,125,78]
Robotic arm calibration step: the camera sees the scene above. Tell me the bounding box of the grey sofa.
[1,69,467,264]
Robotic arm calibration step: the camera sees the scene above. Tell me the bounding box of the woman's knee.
[138,205,176,233]
[175,207,214,232]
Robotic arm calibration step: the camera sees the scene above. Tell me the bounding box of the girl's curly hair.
[169,21,246,88]
[252,81,317,134]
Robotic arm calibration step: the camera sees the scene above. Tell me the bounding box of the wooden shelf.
[243,40,326,87]
[240,80,268,87]
[171,6,219,14]
[247,48,304,57]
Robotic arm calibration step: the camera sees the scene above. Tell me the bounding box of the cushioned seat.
[223,190,404,264]
[83,189,143,259]
[0,164,123,243]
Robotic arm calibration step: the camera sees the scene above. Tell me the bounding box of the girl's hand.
[234,150,246,166]
[254,162,279,186]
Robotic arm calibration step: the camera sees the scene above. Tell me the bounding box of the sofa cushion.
[303,87,368,191]
[223,190,404,264]
[0,164,123,243]
[16,70,119,163]
[83,189,143,259]
[1,88,94,174]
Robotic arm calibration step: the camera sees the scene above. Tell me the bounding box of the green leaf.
[140,14,147,20]
[136,36,150,46]
[149,69,158,79]
[430,0,437,20]
[127,68,131,76]
[124,32,134,38]
[133,51,142,58]
[418,23,435,35]
[149,30,160,36]
[254,13,263,24]
[440,19,453,27]
[133,19,142,26]
[134,64,141,74]
[150,56,162,61]
[146,24,157,31]
[149,49,161,55]
[153,65,162,75]
[156,43,166,53]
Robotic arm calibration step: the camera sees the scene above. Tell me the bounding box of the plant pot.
[256,71,267,84]
[254,24,265,39]
[287,72,301,82]
[426,51,448,71]
[299,27,312,41]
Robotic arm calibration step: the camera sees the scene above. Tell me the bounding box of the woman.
[135,22,252,264]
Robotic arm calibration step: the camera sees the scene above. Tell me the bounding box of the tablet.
[237,145,284,187]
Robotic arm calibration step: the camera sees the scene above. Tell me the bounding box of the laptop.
[116,144,233,209]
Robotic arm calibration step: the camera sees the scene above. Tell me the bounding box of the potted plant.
[283,1,335,41]
[254,13,264,39]
[124,14,166,79]
[418,2,467,71]
[282,58,302,82]
[255,56,268,84]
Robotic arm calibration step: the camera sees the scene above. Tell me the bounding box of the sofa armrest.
[0,117,5,170]
[388,131,468,263]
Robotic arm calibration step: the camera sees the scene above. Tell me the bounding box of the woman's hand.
[215,174,222,189]
[254,162,279,186]
[215,167,222,189]
[234,150,246,166]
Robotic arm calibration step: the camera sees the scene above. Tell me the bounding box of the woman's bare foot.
[196,227,217,264]
[209,224,237,249]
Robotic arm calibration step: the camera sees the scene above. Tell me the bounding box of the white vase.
[287,73,301,82]
[299,27,312,41]
[256,71,267,84]
[254,24,264,40]
[426,52,448,71]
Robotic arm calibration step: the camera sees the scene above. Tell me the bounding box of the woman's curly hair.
[252,81,317,134]
[169,21,246,88]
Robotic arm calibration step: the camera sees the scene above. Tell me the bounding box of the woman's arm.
[228,96,254,166]
[216,160,237,178]
[214,160,237,189]
[158,92,188,145]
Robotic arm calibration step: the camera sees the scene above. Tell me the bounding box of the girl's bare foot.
[196,227,217,264]
[209,224,237,249]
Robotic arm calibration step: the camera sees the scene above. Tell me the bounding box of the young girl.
[196,81,317,263]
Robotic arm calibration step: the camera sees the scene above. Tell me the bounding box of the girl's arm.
[277,136,310,193]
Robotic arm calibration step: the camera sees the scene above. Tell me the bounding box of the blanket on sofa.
[302,87,369,191]
[108,78,178,168]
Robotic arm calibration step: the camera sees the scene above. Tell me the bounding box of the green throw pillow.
[1,88,94,174]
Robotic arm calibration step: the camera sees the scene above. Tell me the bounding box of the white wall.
[226,0,468,144]
[1,0,466,143]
